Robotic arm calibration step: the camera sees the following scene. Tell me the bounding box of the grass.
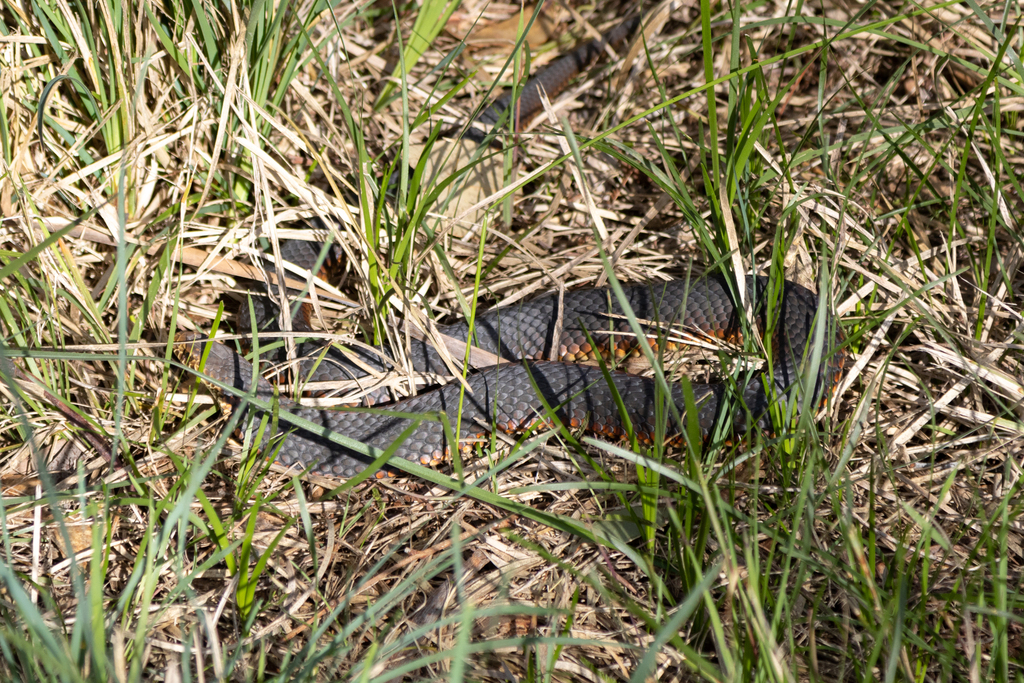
[1,0,1022,680]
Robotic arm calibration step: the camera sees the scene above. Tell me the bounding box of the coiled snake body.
[177,275,845,478]
[175,16,846,478]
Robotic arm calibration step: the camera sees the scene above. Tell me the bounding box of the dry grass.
[0,0,1022,680]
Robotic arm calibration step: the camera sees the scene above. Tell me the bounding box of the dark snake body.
[176,15,846,478]
[466,15,641,142]
[178,276,845,478]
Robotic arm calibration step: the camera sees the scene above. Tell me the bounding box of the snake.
[174,15,847,479]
